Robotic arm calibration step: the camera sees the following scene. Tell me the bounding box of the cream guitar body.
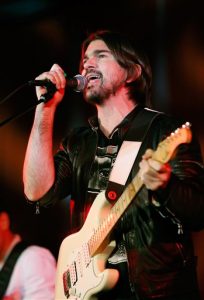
[55,192,119,300]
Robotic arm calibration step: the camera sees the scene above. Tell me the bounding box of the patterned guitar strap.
[105,107,162,203]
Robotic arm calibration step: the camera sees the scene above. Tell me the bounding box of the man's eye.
[98,54,106,58]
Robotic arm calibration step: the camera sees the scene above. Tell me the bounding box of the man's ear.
[126,64,142,83]
[0,212,10,230]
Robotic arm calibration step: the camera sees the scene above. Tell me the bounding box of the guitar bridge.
[63,261,78,298]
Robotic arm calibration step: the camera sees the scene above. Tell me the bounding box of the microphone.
[28,74,87,93]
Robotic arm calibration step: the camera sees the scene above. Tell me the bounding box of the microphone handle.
[28,79,57,103]
[28,79,56,89]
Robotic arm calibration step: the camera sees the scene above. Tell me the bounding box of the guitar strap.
[0,241,28,298]
[105,107,162,203]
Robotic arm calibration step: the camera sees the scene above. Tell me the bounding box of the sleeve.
[33,126,91,209]
[151,118,204,231]
[33,134,73,208]
[16,246,56,300]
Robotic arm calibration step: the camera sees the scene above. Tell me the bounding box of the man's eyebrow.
[94,49,111,55]
[83,49,111,60]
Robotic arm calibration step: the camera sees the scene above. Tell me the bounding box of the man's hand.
[139,149,171,191]
[35,63,66,107]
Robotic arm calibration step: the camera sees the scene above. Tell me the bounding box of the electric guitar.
[55,122,192,300]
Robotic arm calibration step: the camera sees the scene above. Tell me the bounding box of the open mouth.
[86,74,101,83]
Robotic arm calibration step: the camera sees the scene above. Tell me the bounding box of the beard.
[83,87,108,105]
[83,80,122,105]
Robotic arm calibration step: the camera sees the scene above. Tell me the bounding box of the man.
[0,200,56,299]
[23,30,204,299]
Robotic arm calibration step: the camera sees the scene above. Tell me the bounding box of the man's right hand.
[35,63,66,107]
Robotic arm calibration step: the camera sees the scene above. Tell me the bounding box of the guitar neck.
[88,174,143,256]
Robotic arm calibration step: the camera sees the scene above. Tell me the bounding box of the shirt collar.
[88,105,144,138]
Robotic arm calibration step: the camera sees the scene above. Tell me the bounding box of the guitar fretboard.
[88,175,143,256]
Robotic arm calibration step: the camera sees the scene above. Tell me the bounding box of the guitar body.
[55,191,119,300]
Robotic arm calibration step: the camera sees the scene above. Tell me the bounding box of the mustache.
[85,69,102,78]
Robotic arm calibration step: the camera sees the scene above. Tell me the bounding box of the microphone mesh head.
[74,74,87,92]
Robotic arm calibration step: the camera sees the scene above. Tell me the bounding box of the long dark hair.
[80,30,152,107]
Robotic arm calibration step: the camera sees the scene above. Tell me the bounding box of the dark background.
[0,0,204,297]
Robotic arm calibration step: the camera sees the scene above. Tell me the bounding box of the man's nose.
[83,56,97,69]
